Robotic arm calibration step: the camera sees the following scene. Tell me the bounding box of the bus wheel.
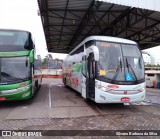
[63,78,67,87]
[31,85,36,98]
[39,78,42,88]
[32,81,38,98]
[35,80,39,94]
[85,91,90,102]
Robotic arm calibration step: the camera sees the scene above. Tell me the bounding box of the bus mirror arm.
[25,59,28,67]
[82,56,87,61]
[91,45,99,61]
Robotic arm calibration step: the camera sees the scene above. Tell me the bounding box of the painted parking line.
[57,84,64,86]
[48,82,52,108]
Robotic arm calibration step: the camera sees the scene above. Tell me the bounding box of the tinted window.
[0,57,30,84]
[0,30,34,51]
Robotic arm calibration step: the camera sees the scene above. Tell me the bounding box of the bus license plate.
[121,97,130,102]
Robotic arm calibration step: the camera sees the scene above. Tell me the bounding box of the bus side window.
[82,56,87,76]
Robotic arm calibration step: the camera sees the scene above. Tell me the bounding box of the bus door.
[81,56,87,98]
[87,53,95,98]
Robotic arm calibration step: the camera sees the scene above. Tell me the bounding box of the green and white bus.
[0,29,42,101]
[62,36,145,103]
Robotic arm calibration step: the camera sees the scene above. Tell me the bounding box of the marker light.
[138,87,145,92]
[96,84,112,92]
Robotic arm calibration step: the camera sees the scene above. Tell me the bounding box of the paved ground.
[0,79,160,139]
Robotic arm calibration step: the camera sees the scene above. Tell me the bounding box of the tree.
[42,55,48,66]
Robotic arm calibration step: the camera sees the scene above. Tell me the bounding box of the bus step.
[89,84,94,86]
[88,82,94,84]
[88,90,93,93]
[89,93,95,98]
[88,84,94,87]
[88,90,94,93]
[88,86,94,88]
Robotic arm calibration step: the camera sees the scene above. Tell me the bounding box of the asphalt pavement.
[0,78,160,138]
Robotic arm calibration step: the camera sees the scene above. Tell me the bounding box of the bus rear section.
[62,36,145,104]
[0,29,42,101]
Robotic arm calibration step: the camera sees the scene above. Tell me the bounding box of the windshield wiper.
[1,72,12,77]
[111,58,122,83]
[1,72,26,81]
[126,58,138,82]
[139,58,142,69]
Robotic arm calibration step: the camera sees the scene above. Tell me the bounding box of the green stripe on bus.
[0,51,30,57]
[0,80,31,90]
[72,64,82,72]
[0,88,32,101]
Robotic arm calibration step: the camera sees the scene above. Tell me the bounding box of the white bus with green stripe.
[62,36,145,103]
[0,29,42,101]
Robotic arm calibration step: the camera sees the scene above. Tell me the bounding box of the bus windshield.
[0,57,30,84]
[96,41,144,82]
[0,29,33,51]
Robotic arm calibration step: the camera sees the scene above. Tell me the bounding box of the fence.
[42,69,62,78]
[45,59,63,69]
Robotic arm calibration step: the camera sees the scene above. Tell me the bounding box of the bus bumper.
[0,88,32,101]
[95,88,145,103]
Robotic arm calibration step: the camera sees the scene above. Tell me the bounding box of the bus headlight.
[101,87,107,92]
[96,84,112,92]
[138,87,145,92]
[1,85,31,94]
[18,85,30,92]
[22,92,30,97]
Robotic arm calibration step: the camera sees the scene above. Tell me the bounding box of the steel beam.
[58,0,69,46]
[68,0,102,46]
[115,9,155,37]
[82,4,114,40]
[99,7,134,35]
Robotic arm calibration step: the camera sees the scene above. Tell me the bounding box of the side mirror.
[88,45,99,61]
[139,58,142,69]
[25,59,28,67]
[29,49,34,63]
[24,33,34,50]
[29,33,34,49]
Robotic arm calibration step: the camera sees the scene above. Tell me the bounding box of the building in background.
[42,54,63,69]
[155,56,160,65]
[142,53,151,65]
[142,46,160,65]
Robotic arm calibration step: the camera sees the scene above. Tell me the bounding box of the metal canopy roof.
[97,0,160,12]
[38,0,160,53]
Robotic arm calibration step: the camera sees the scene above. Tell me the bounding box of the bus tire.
[38,84,41,89]
[31,85,36,98]
[37,80,41,89]
[63,78,67,87]
[40,78,42,86]
[32,80,38,98]
[85,91,90,102]
[35,80,39,94]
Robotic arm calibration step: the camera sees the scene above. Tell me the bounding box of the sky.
[142,46,160,57]
[0,0,67,59]
[0,0,159,61]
